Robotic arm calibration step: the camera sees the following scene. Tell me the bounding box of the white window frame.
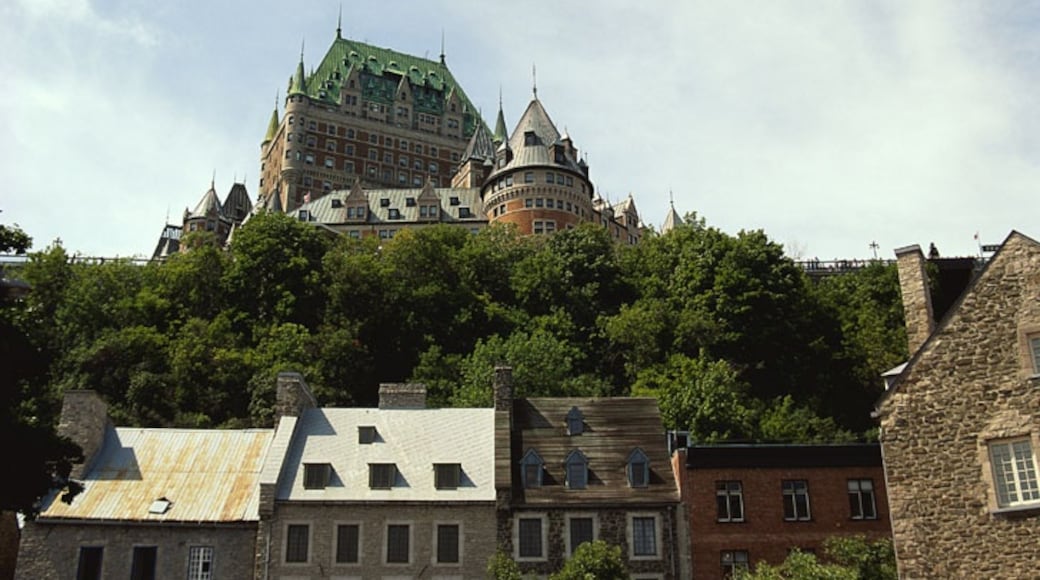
[847,479,878,520]
[513,513,549,562]
[782,480,812,521]
[187,545,214,580]
[1030,335,1040,375]
[432,520,463,566]
[282,522,312,565]
[627,512,662,560]
[384,521,413,565]
[716,481,745,523]
[721,550,750,578]
[989,438,1040,508]
[564,513,599,558]
[332,521,362,566]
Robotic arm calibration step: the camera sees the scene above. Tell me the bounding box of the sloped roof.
[189,186,223,220]
[487,98,587,182]
[150,224,181,260]
[39,428,272,523]
[662,203,683,233]
[289,186,485,225]
[462,120,496,162]
[513,397,679,505]
[222,182,253,223]
[493,104,508,143]
[276,407,495,502]
[263,106,280,143]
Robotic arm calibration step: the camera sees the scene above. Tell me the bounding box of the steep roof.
[188,184,223,219]
[493,103,508,143]
[39,428,272,522]
[289,186,485,225]
[513,397,679,505]
[222,182,253,223]
[263,105,280,143]
[662,203,683,233]
[462,119,496,162]
[276,407,495,502]
[487,98,587,181]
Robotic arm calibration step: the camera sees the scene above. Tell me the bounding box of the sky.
[3,0,1039,260]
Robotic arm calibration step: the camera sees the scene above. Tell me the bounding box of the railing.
[795,259,896,274]
[0,254,153,266]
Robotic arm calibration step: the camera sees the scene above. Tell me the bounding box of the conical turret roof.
[263,106,280,144]
[493,103,508,144]
[662,202,683,233]
[190,183,223,219]
[289,57,307,96]
[462,120,496,162]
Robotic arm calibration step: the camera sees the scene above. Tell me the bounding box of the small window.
[406,197,416,207]
[568,517,594,554]
[331,198,343,208]
[358,426,376,445]
[524,171,534,183]
[435,463,461,490]
[335,524,359,563]
[518,518,543,558]
[379,198,390,207]
[386,524,410,564]
[458,207,472,218]
[628,448,650,488]
[388,208,401,220]
[717,481,744,522]
[285,524,309,563]
[130,546,157,580]
[990,439,1040,507]
[303,463,331,490]
[721,550,750,578]
[521,449,544,488]
[631,516,657,557]
[848,479,877,519]
[535,198,544,208]
[449,196,460,206]
[566,406,584,435]
[564,450,588,490]
[524,131,537,146]
[436,524,460,563]
[524,198,533,208]
[782,480,811,521]
[1030,335,1040,374]
[77,547,104,580]
[546,172,555,184]
[187,546,213,580]
[369,463,396,489]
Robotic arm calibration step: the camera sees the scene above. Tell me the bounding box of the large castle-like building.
[155,24,645,258]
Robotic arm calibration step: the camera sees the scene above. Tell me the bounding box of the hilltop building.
[151,179,253,259]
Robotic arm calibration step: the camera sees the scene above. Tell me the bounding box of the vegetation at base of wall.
[487,551,522,580]
[736,535,896,580]
[3,213,906,442]
[550,540,629,579]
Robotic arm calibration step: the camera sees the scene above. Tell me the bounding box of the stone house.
[258,373,498,579]
[876,231,1040,578]
[672,443,891,579]
[491,367,686,579]
[16,390,272,580]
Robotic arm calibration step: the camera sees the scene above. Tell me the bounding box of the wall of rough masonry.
[879,232,1040,579]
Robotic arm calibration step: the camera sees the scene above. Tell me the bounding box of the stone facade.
[57,390,110,478]
[878,231,1040,579]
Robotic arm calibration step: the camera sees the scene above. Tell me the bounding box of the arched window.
[565,450,588,490]
[627,448,649,488]
[566,406,584,436]
[520,449,544,488]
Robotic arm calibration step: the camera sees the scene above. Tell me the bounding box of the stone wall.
[879,232,1040,579]
[894,244,935,354]
[15,521,256,580]
[57,390,110,479]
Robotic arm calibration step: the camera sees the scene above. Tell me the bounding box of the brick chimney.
[895,244,936,354]
[378,383,427,409]
[275,372,317,424]
[58,390,111,480]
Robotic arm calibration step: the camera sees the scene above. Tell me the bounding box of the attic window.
[148,497,171,515]
[358,426,377,444]
[521,449,544,489]
[303,463,332,489]
[405,197,417,207]
[524,131,537,146]
[449,196,460,206]
[379,198,390,207]
[627,449,650,488]
[388,208,401,220]
[331,199,343,208]
[434,463,461,490]
[566,407,584,436]
[565,450,588,490]
[369,463,397,489]
[458,207,472,218]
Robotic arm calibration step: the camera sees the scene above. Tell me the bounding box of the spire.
[532,63,537,99]
[440,29,445,64]
[263,92,280,144]
[289,40,307,95]
[336,4,342,39]
[211,170,216,191]
[493,87,507,144]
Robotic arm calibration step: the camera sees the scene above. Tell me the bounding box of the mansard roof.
[288,186,485,225]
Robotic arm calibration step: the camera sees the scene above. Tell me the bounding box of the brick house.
[876,231,1040,578]
[257,373,498,579]
[672,443,891,579]
[491,367,686,579]
[16,391,272,580]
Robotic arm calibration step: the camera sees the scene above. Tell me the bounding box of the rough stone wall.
[275,372,317,424]
[262,502,497,579]
[879,233,1040,579]
[57,390,111,479]
[15,521,256,580]
[377,383,427,409]
[895,244,936,354]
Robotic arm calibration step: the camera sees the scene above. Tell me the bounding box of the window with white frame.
[628,448,650,488]
[1030,335,1040,374]
[567,516,594,555]
[990,438,1040,508]
[521,449,544,488]
[782,480,811,521]
[630,515,659,558]
[187,546,213,580]
[516,516,546,560]
[716,481,744,522]
[335,523,360,564]
[564,449,588,490]
[847,479,877,519]
[285,524,310,563]
[385,523,410,564]
[435,523,460,564]
[721,550,749,578]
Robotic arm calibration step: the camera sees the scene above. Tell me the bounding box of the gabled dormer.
[520,449,544,489]
[343,178,368,221]
[627,448,649,488]
[564,449,588,490]
[566,406,584,436]
[417,179,440,221]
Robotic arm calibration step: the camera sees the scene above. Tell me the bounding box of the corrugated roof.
[514,398,679,506]
[40,428,272,523]
[277,407,495,502]
[289,187,485,225]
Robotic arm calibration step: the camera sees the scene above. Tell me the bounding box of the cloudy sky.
[3,0,1038,259]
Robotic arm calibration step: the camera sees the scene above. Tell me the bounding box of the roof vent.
[148,497,172,515]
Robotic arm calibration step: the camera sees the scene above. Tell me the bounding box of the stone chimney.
[492,366,515,509]
[895,244,936,354]
[378,383,427,409]
[493,366,514,414]
[275,372,317,425]
[58,390,111,479]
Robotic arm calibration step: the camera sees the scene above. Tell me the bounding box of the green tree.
[550,540,628,580]
[737,536,895,580]
[486,551,522,580]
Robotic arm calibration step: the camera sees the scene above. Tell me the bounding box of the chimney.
[492,366,515,508]
[58,390,111,479]
[895,244,936,354]
[378,383,427,409]
[493,366,513,414]
[276,372,317,424]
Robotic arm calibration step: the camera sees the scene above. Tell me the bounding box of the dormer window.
[380,198,390,207]
[358,426,377,444]
[520,449,544,489]
[565,450,588,490]
[627,449,650,488]
[303,463,332,489]
[524,131,537,146]
[369,463,397,489]
[406,197,416,207]
[434,463,461,490]
[566,407,584,436]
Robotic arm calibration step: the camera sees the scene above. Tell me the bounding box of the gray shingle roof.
[289,186,485,225]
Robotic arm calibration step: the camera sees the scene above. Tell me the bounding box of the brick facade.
[878,232,1040,579]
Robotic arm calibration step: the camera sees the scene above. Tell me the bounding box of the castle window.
[564,450,588,489]
[323,181,331,192]
[346,144,354,155]
[525,199,533,208]
[990,439,1040,508]
[398,172,407,184]
[303,463,331,489]
[305,154,315,165]
[385,152,394,164]
[326,140,336,152]
[369,463,397,489]
[359,425,377,443]
[505,175,513,186]
[412,176,422,187]
[331,199,343,208]
[413,159,422,170]
[285,524,310,563]
[627,448,649,488]
[1030,335,1040,374]
[848,479,877,519]
[546,172,554,184]
[566,407,584,435]
[434,463,461,489]
[306,136,316,147]
[721,551,750,578]
[429,163,438,174]
[324,158,334,169]
[629,515,659,558]
[520,449,544,488]
[449,197,460,206]
[524,131,537,146]
[566,176,574,186]
[399,155,409,167]
[287,115,294,125]
[379,198,390,208]
[308,121,316,130]
[347,128,355,138]
[535,198,544,208]
[516,516,546,560]
[400,139,408,151]
[556,200,564,209]
[328,124,336,135]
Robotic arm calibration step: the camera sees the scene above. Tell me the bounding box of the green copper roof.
[493,105,507,143]
[289,58,307,95]
[301,35,486,138]
[263,106,280,143]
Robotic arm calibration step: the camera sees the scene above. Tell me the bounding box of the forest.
[1,212,908,506]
